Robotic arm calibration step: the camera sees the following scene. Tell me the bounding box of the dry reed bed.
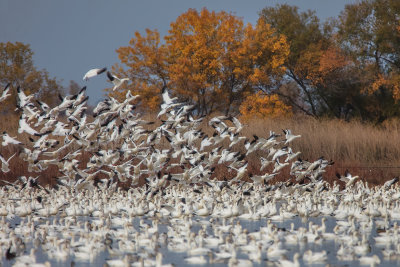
[1,112,400,187]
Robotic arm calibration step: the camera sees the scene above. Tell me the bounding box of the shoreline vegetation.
[1,0,400,188]
[1,112,399,188]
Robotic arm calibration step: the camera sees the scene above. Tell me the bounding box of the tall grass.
[240,116,400,184]
[1,112,400,187]
[242,116,400,165]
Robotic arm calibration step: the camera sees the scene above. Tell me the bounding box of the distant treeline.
[1,0,400,123]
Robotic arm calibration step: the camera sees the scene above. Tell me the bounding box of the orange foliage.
[166,9,289,114]
[239,91,292,120]
[166,8,228,108]
[108,29,168,110]
[112,8,289,115]
[367,73,400,101]
[296,44,351,87]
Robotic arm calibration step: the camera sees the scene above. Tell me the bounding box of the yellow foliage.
[367,73,400,101]
[112,8,289,115]
[166,8,289,114]
[239,91,292,120]
[294,43,352,88]
[108,29,168,110]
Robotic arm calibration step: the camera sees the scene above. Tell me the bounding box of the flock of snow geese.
[0,68,399,266]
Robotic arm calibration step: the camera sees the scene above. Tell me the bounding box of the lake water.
[2,195,399,267]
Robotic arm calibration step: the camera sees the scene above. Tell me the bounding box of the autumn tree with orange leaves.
[109,29,168,110]
[239,92,292,120]
[111,8,289,116]
[0,42,64,111]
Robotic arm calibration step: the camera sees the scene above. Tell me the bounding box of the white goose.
[83,67,107,81]
[283,129,301,144]
[107,71,130,91]
[1,131,22,146]
[0,152,16,173]
[276,253,300,267]
[0,83,11,103]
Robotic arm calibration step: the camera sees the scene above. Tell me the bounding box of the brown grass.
[1,112,400,187]
[239,116,400,185]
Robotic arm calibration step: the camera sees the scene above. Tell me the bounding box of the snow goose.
[0,83,11,103]
[228,116,243,133]
[0,152,15,172]
[107,71,130,91]
[227,248,253,267]
[16,86,34,108]
[267,240,288,259]
[244,135,262,155]
[83,67,107,81]
[283,129,301,144]
[18,114,40,136]
[259,156,273,171]
[229,132,246,148]
[285,147,301,162]
[354,234,371,256]
[1,131,22,146]
[303,250,327,264]
[384,177,399,189]
[336,169,359,187]
[249,172,277,185]
[276,252,300,267]
[272,146,289,161]
[272,159,289,173]
[184,255,207,264]
[228,162,248,183]
[359,254,381,266]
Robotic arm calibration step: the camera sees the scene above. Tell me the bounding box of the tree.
[336,0,400,121]
[259,5,349,117]
[167,9,289,115]
[109,29,169,111]
[239,91,292,120]
[0,42,64,111]
[112,8,289,116]
[68,80,81,96]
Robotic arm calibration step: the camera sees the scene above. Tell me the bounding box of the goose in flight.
[272,158,289,173]
[336,169,359,187]
[107,71,130,91]
[2,132,22,146]
[260,156,273,171]
[16,86,34,109]
[250,172,277,185]
[18,114,39,136]
[0,83,11,103]
[384,177,399,189]
[0,152,16,173]
[162,87,177,105]
[83,67,107,81]
[158,87,179,117]
[283,129,301,144]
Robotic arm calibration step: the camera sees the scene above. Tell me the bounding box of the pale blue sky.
[0,0,356,104]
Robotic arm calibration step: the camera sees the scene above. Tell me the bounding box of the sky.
[0,0,357,105]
